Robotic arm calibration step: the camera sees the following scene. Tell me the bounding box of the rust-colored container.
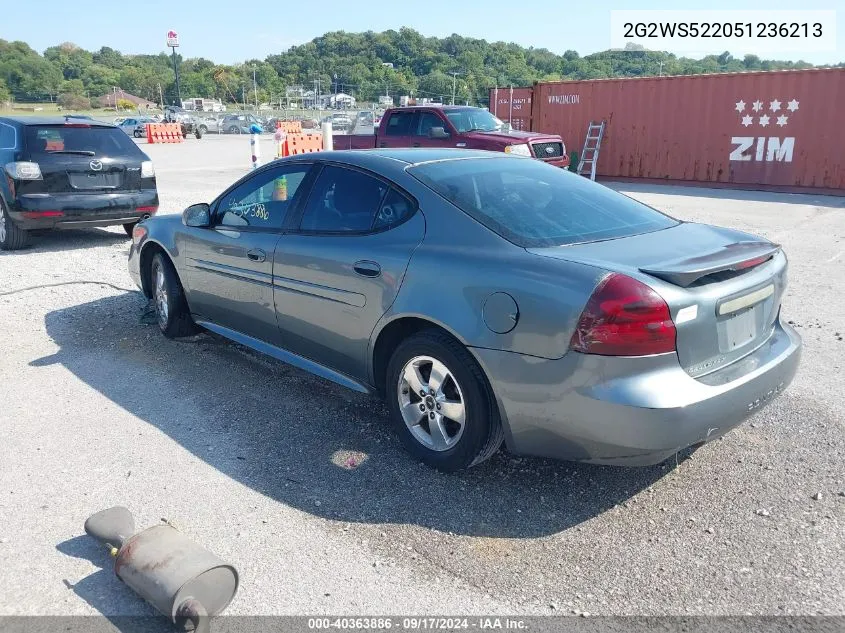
[490,87,534,131]
[494,69,844,193]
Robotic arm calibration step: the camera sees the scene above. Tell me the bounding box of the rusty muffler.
[84,506,239,633]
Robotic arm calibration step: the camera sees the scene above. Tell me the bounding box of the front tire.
[150,252,198,338]
[0,200,29,251]
[229,126,241,134]
[385,329,503,471]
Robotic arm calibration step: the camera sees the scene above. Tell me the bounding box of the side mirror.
[429,126,450,140]
[183,203,211,228]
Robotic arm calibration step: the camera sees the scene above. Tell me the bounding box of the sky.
[2,0,842,65]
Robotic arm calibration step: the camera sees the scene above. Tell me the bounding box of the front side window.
[416,112,448,137]
[410,157,678,247]
[217,165,311,230]
[298,166,390,233]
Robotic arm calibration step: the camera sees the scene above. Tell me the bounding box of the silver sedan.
[128,149,801,471]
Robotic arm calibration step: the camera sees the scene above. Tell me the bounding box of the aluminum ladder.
[577,121,606,181]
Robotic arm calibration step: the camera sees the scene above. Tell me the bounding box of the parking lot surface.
[1,136,843,617]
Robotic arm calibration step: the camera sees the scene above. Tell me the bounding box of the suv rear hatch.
[531,222,787,379]
[21,123,147,194]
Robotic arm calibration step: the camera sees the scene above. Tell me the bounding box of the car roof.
[0,115,115,127]
[359,148,508,165]
[390,105,473,111]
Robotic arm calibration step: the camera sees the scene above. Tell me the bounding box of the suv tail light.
[570,273,676,356]
[5,161,42,180]
[141,160,155,178]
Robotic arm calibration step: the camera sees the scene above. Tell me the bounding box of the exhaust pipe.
[84,506,239,633]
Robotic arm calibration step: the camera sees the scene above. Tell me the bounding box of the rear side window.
[0,123,15,149]
[299,166,390,233]
[385,112,414,136]
[24,125,143,157]
[409,157,678,247]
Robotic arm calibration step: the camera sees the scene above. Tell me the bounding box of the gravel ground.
[0,136,843,619]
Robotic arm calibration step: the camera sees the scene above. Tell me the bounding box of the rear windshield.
[24,125,143,157]
[409,157,678,247]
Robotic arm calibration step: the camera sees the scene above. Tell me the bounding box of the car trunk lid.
[529,222,788,379]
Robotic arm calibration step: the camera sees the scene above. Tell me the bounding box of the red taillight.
[22,210,64,218]
[136,205,158,214]
[570,273,677,356]
[734,255,772,271]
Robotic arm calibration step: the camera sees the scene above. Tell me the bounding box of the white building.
[329,92,356,109]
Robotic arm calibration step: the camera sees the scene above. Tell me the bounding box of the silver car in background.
[128,149,801,472]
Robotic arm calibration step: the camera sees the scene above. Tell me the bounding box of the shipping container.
[490,87,534,131]
[491,69,844,193]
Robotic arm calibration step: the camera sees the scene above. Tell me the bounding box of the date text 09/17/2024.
[307,617,529,630]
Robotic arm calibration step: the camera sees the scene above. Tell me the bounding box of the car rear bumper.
[471,321,801,466]
[9,191,159,230]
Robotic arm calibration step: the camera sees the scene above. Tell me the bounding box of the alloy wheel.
[397,355,466,451]
[0,205,6,243]
[155,265,169,328]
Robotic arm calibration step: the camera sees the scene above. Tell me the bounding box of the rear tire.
[385,329,503,471]
[0,200,30,251]
[150,252,198,338]
[229,126,240,134]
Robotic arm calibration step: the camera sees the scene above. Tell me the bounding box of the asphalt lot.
[0,135,843,619]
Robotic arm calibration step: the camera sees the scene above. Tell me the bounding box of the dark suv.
[0,116,159,250]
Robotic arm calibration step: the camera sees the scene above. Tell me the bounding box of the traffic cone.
[272,175,288,201]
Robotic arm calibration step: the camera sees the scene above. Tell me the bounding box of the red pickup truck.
[335,105,569,168]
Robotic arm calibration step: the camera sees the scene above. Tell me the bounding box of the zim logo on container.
[730,98,799,163]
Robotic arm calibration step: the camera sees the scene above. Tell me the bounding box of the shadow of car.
[37,292,670,538]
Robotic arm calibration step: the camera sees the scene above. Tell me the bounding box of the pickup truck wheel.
[150,252,198,338]
[386,329,503,472]
[0,200,30,251]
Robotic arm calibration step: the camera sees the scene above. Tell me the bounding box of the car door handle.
[246,248,266,262]
[353,261,381,278]
[412,142,421,147]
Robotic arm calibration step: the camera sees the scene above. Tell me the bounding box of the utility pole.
[658,61,664,76]
[450,71,461,106]
[253,66,258,109]
[158,83,163,109]
[242,85,246,109]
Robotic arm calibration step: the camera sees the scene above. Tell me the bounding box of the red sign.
[166,31,179,47]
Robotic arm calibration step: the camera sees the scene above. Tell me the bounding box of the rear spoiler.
[640,241,781,287]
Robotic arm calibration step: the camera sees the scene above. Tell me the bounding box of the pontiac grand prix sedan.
[128,149,801,472]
